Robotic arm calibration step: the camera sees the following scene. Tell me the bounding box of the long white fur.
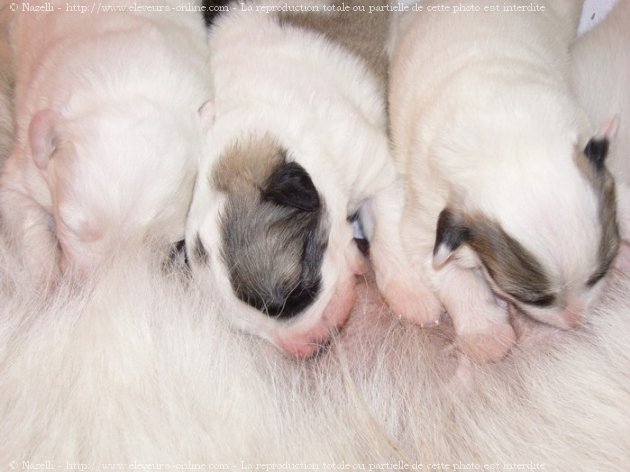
[187,1,396,356]
[2,1,630,468]
[0,0,211,280]
[376,0,613,362]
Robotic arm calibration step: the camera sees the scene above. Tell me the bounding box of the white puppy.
[375,0,619,362]
[187,0,397,358]
[0,0,211,279]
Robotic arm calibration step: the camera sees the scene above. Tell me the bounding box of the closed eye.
[509,292,556,307]
[586,269,607,287]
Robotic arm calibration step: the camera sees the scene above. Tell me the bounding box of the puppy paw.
[380,279,443,326]
[457,322,516,363]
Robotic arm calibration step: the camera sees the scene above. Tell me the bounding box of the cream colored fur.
[1,1,630,470]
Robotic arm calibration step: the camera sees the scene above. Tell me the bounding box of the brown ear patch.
[575,144,620,287]
[437,210,555,307]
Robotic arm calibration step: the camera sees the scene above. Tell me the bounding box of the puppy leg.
[433,264,516,363]
[365,183,442,326]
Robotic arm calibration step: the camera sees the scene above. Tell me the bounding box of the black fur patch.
[262,161,320,212]
[434,208,471,255]
[584,137,609,172]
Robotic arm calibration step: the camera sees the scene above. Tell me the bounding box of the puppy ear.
[29,109,60,170]
[584,116,619,171]
[198,100,214,132]
[433,208,470,267]
[262,161,320,212]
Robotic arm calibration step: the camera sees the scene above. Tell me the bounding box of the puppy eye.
[507,291,555,307]
[586,270,607,287]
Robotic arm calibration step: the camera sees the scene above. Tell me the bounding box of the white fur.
[2,2,630,467]
[187,2,396,357]
[0,0,211,279]
[377,0,613,362]
[1,233,630,468]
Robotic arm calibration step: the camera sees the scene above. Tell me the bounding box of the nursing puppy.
[0,1,211,279]
[377,0,620,362]
[187,0,396,357]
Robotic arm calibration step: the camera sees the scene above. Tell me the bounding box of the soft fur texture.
[376,0,620,363]
[0,0,211,280]
[187,0,395,357]
[1,1,630,470]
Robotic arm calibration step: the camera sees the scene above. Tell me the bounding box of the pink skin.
[276,244,366,358]
[276,278,359,358]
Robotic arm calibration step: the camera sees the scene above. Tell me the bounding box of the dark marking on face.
[262,160,320,212]
[434,208,555,307]
[193,232,209,266]
[584,137,609,172]
[214,136,328,320]
[588,176,619,287]
[576,138,620,287]
[434,209,470,256]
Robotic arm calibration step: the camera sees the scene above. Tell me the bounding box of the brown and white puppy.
[0,1,211,280]
[187,0,397,357]
[572,0,630,252]
[375,0,620,362]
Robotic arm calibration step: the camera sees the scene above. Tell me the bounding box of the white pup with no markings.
[377,0,620,362]
[0,0,211,279]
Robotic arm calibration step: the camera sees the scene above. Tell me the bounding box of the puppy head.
[29,101,206,274]
[433,128,619,329]
[187,134,364,358]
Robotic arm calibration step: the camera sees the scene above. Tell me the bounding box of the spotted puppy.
[0,0,211,279]
[187,0,396,357]
[376,0,620,362]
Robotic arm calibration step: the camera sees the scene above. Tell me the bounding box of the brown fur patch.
[575,145,620,285]
[465,214,555,306]
[277,0,391,87]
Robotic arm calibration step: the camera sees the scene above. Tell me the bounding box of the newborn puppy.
[187,0,396,357]
[377,0,620,362]
[0,1,211,279]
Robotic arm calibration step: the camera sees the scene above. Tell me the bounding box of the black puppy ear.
[584,138,609,172]
[433,208,470,267]
[584,116,619,171]
[262,161,320,212]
